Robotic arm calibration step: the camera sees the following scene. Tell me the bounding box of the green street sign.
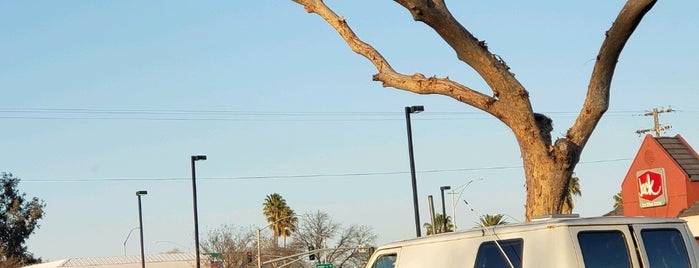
[316,264,333,268]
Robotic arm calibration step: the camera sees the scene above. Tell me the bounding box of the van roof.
[378,216,686,249]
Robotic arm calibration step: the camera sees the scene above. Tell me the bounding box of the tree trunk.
[512,115,580,221]
[521,151,576,221]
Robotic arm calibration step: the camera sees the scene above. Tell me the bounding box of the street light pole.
[191,155,207,268]
[257,229,262,268]
[123,227,139,256]
[136,190,148,268]
[405,105,424,237]
[448,178,482,231]
[439,186,451,233]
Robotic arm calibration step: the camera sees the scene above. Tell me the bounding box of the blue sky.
[1,0,697,261]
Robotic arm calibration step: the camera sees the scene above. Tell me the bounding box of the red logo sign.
[638,170,664,201]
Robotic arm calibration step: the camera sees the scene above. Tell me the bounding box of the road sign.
[316,264,333,268]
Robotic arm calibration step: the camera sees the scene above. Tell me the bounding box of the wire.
[19,158,631,183]
[0,108,674,121]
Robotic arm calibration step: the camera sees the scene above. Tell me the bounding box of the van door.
[366,248,401,268]
[570,225,642,268]
[630,224,698,268]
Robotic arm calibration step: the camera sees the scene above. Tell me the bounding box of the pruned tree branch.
[394,0,522,98]
[569,0,657,149]
[292,0,498,115]
[292,0,547,154]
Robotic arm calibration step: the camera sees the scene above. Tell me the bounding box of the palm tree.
[262,193,296,247]
[562,173,582,214]
[613,192,623,210]
[478,214,508,227]
[423,213,453,235]
[423,222,434,236]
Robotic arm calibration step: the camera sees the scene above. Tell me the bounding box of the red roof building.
[618,134,699,240]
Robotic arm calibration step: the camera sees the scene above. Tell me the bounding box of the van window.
[641,229,690,268]
[372,253,397,268]
[577,231,631,268]
[474,239,523,268]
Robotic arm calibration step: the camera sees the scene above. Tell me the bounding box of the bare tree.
[327,225,377,268]
[294,211,340,255]
[289,0,657,220]
[201,225,257,268]
[293,211,376,268]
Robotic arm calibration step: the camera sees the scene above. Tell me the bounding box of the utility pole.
[635,107,674,137]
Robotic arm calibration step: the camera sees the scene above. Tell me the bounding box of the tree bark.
[291,0,657,221]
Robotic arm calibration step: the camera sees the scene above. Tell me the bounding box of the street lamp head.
[406,105,425,114]
[192,155,207,161]
[136,190,148,196]
[440,186,451,191]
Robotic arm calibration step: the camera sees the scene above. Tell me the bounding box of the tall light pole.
[405,105,424,237]
[136,190,148,268]
[439,186,451,233]
[191,155,207,268]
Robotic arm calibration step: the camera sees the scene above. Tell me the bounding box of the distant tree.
[294,211,339,257]
[0,172,45,266]
[423,213,453,235]
[162,248,183,254]
[613,192,623,210]
[478,214,509,227]
[278,206,297,247]
[201,225,256,268]
[562,174,582,214]
[423,222,433,236]
[0,256,22,268]
[293,211,376,268]
[256,229,302,268]
[290,0,658,221]
[262,193,297,247]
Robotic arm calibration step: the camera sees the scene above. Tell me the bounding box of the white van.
[366,216,699,268]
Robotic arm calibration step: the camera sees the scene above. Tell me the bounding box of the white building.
[22,253,207,268]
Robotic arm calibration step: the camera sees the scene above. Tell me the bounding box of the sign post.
[316,264,333,268]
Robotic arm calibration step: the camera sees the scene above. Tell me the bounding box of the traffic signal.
[308,246,316,260]
[246,251,253,263]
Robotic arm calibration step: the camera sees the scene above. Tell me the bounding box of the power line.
[19,158,631,183]
[0,108,667,122]
[0,107,653,116]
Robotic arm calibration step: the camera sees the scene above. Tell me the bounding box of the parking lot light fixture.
[136,190,148,268]
[405,105,424,237]
[191,155,207,268]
